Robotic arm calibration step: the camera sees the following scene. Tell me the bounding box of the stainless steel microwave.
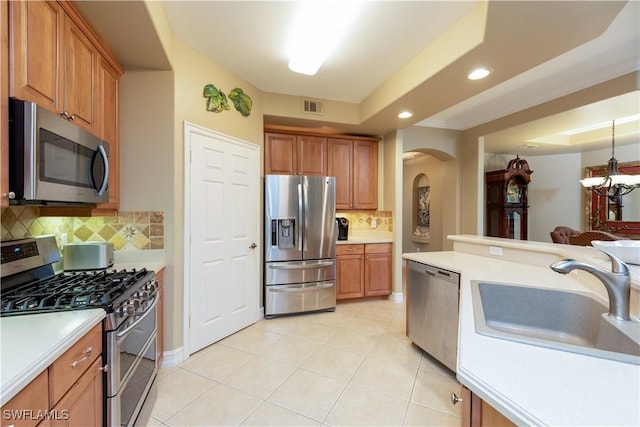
[8,98,109,205]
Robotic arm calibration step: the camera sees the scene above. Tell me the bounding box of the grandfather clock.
[486,156,533,240]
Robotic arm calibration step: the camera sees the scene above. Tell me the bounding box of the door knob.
[450,392,463,405]
[249,242,257,249]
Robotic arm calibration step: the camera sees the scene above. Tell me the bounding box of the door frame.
[182,121,261,357]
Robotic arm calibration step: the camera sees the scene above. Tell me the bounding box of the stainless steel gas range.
[1,236,158,427]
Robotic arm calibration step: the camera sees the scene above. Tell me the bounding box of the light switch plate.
[371,219,377,229]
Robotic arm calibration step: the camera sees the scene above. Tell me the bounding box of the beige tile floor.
[137,299,461,426]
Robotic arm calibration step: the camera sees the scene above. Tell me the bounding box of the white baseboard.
[160,346,185,368]
[390,292,404,302]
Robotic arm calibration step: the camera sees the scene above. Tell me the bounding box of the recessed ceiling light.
[398,111,413,119]
[467,68,491,80]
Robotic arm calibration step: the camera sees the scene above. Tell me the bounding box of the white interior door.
[185,122,259,355]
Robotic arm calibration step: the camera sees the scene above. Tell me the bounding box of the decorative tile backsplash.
[339,211,393,232]
[1,206,164,251]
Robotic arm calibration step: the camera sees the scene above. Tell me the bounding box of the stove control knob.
[130,298,141,309]
[123,305,135,317]
[145,281,156,294]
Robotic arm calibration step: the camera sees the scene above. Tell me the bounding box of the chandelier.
[580,120,640,200]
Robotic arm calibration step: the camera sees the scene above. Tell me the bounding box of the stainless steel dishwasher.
[407,260,460,372]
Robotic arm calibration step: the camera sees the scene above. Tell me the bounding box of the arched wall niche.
[412,173,431,241]
[402,149,457,253]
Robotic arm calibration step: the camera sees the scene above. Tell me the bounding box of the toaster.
[63,242,114,270]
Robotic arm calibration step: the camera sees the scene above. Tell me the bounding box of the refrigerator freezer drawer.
[265,281,336,317]
[265,259,336,286]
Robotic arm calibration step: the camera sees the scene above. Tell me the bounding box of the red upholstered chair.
[568,231,626,246]
[550,226,580,244]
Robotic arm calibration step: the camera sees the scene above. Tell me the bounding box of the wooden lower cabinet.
[51,357,102,427]
[0,324,103,427]
[336,243,392,300]
[336,245,364,299]
[0,371,49,427]
[460,386,515,427]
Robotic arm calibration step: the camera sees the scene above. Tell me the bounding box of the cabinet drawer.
[49,323,102,405]
[365,243,392,254]
[0,370,49,427]
[336,244,364,256]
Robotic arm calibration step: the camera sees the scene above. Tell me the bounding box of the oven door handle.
[116,293,158,343]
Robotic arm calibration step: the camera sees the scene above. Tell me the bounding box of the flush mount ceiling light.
[580,120,640,199]
[398,111,413,119]
[287,1,361,76]
[467,67,491,80]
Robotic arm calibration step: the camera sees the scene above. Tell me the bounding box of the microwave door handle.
[94,144,109,196]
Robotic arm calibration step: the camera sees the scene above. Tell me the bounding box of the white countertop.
[403,241,640,426]
[0,309,105,406]
[336,231,393,245]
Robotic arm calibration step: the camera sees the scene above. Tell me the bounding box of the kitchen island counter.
[403,236,640,426]
[0,309,105,406]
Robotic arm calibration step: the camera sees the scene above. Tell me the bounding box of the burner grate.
[1,268,150,316]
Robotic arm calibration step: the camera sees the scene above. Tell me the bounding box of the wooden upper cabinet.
[95,57,120,210]
[265,132,297,175]
[9,0,121,137]
[328,138,353,209]
[62,16,97,132]
[265,133,327,176]
[9,0,63,111]
[12,0,124,216]
[353,140,378,209]
[2,0,10,207]
[328,138,378,210]
[297,135,327,176]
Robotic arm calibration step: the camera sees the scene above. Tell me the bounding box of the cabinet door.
[1,0,9,207]
[352,140,378,209]
[0,370,49,427]
[460,385,515,427]
[297,135,327,176]
[95,57,120,210]
[365,252,392,296]
[9,0,63,111]
[336,255,364,300]
[52,357,102,427]
[265,133,297,175]
[328,138,353,209]
[63,16,96,133]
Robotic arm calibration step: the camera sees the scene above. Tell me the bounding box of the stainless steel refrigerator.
[264,175,337,317]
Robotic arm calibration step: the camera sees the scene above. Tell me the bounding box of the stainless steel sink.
[471,281,640,365]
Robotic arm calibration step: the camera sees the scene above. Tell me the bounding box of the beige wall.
[168,40,264,356]
[401,126,462,251]
[118,31,266,355]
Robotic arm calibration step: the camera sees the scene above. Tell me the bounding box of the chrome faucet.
[550,253,631,321]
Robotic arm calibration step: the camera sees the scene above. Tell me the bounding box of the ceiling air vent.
[302,98,324,115]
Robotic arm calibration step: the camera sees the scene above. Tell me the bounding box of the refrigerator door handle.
[297,183,303,252]
[269,282,335,293]
[268,261,334,270]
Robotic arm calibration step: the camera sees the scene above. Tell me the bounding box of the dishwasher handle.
[408,261,460,284]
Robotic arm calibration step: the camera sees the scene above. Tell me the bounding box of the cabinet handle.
[450,392,463,405]
[60,111,71,120]
[249,242,257,249]
[70,347,93,368]
[69,114,76,121]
